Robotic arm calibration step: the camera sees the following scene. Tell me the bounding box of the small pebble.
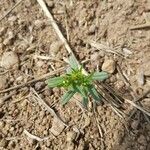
[1,51,19,69]
[102,58,116,74]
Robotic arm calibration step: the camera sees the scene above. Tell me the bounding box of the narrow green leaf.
[62,90,76,105]
[88,85,102,102]
[68,55,79,69]
[73,85,87,97]
[46,76,64,88]
[92,71,108,81]
[82,97,88,108]
[66,67,72,74]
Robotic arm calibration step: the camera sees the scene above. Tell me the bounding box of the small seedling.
[46,55,109,107]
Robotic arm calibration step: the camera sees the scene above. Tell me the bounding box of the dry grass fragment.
[130,23,150,30]
[87,40,124,57]
[23,129,49,141]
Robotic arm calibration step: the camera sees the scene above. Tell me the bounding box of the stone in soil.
[102,58,116,74]
[1,51,19,69]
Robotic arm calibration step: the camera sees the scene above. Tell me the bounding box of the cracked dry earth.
[0,0,150,150]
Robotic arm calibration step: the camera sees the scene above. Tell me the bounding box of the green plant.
[46,55,109,107]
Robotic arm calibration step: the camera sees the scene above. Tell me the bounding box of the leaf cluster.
[46,55,109,107]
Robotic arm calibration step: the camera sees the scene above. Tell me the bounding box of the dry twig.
[87,40,124,57]
[33,55,64,63]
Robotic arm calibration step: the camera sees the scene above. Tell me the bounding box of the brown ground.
[0,0,150,150]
